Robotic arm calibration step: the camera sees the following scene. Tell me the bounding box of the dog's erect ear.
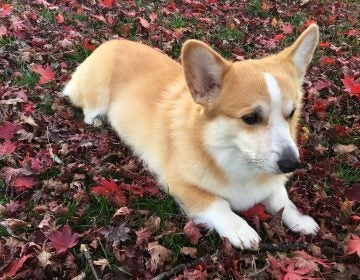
[282,24,319,81]
[181,40,231,106]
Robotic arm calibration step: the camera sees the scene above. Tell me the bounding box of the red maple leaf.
[0,25,7,36]
[139,17,150,29]
[313,79,332,91]
[0,121,18,140]
[0,3,13,17]
[268,252,327,280]
[345,235,360,257]
[184,220,202,245]
[102,0,114,8]
[273,33,285,41]
[55,13,64,24]
[282,24,293,34]
[240,204,271,221]
[319,41,331,47]
[149,12,157,23]
[83,39,96,51]
[5,254,33,277]
[48,224,79,253]
[304,19,316,27]
[341,76,360,99]
[91,178,127,206]
[0,141,16,156]
[32,64,55,84]
[13,176,37,191]
[313,98,328,113]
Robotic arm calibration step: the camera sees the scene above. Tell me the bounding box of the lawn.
[0,0,359,279]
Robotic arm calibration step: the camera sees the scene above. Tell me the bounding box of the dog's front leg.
[264,186,319,235]
[168,181,260,249]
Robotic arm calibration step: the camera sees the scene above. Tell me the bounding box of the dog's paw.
[215,215,260,249]
[288,215,319,235]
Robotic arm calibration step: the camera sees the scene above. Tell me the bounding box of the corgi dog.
[64,24,320,249]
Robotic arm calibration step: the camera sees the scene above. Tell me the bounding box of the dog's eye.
[241,112,262,125]
[287,108,296,120]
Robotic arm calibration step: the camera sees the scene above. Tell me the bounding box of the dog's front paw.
[288,215,319,235]
[215,215,261,249]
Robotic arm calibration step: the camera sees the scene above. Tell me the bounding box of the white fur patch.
[193,198,260,249]
[264,72,281,109]
[264,72,299,161]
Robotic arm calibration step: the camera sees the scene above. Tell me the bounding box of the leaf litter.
[0,0,359,279]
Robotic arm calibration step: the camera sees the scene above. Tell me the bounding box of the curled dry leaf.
[37,249,53,267]
[333,144,358,154]
[183,220,202,245]
[146,241,171,273]
[180,246,198,258]
[93,258,109,271]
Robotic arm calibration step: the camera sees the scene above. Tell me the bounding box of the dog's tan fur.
[64,25,320,248]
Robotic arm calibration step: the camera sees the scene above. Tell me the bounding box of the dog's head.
[182,24,319,175]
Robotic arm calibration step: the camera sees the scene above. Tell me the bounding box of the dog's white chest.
[221,175,286,211]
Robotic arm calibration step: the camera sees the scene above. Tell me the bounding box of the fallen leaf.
[5,254,33,277]
[180,247,197,258]
[333,144,358,154]
[37,249,53,267]
[48,224,79,253]
[0,121,18,140]
[32,64,56,84]
[0,141,16,156]
[13,176,37,191]
[139,17,150,29]
[240,204,271,221]
[55,13,64,23]
[342,76,360,99]
[345,235,360,257]
[104,222,130,247]
[146,242,171,273]
[93,258,109,271]
[282,24,293,34]
[345,183,360,202]
[184,220,202,245]
[102,0,113,8]
[83,39,96,51]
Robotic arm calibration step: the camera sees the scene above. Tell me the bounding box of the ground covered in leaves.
[0,0,359,279]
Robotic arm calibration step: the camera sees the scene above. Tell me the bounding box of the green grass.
[131,194,183,229]
[336,163,360,186]
[63,47,91,64]
[166,14,186,29]
[40,8,56,23]
[245,0,272,18]
[12,69,39,88]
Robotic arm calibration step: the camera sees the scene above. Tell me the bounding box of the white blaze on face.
[264,72,299,164]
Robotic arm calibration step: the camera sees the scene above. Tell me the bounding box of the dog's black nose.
[277,149,301,173]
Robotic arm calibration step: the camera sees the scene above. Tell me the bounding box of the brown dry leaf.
[71,272,86,280]
[180,247,197,258]
[104,222,130,247]
[145,215,161,232]
[93,258,109,271]
[37,249,53,267]
[146,241,171,273]
[333,144,358,154]
[0,218,28,230]
[340,200,353,224]
[112,207,131,221]
[38,214,52,229]
[16,129,34,142]
[20,114,38,127]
